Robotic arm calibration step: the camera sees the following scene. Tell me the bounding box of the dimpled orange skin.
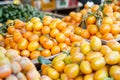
[18,38,28,50]
[51,46,60,55]
[55,33,66,43]
[105,51,120,65]
[91,57,106,71]
[54,60,65,73]
[87,24,98,35]
[100,24,111,34]
[64,63,79,78]
[47,68,59,79]
[27,41,39,52]
[86,16,96,24]
[41,26,50,34]
[41,49,51,57]
[102,17,113,25]
[80,61,92,74]
[110,65,120,80]
[42,39,53,49]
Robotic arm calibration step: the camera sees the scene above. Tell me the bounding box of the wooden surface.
[86,37,120,45]
[43,11,65,18]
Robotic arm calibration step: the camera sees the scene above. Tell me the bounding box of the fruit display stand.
[86,38,120,45]
[35,1,120,79]
[0,16,74,80]
[1,0,120,80]
[31,52,67,64]
[34,36,120,80]
[32,52,64,73]
[102,38,120,44]
[43,11,64,19]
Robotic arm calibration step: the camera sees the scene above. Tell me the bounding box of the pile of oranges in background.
[0,0,120,80]
[63,2,120,40]
[1,16,85,60]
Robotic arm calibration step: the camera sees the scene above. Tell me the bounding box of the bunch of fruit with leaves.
[63,1,120,41]
[0,47,41,80]
[2,16,85,60]
[39,36,120,80]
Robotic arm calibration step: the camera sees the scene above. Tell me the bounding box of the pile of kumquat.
[63,1,120,41]
[40,36,120,80]
[0,47,41,80]
[2,16,85,60]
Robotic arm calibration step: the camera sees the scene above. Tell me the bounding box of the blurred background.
[0,0,103,15]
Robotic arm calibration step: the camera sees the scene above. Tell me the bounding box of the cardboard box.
[41,0,55,11]
[56,0,69,9]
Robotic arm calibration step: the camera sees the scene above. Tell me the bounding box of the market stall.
[0,0,120,80]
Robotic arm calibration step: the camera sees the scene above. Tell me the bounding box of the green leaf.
[79,12,89,29]
[96,17,102,27]
[87,12,95,16]
[0,8,2,18]
[104,0,112,4]
[0,32,7,36]
[36,47,44,51]
[82,20,87,29]
[80,20,86,29]
[64,55,72,64]
[78,21,82,27]
[38,56,51,64]
[104,77,113,80]
[98,1,104,11]
[44,34,50,37]
[62,50,70,55]
[0,24,7,35]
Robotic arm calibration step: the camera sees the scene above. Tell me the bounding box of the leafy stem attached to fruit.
[38,56,52,64]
